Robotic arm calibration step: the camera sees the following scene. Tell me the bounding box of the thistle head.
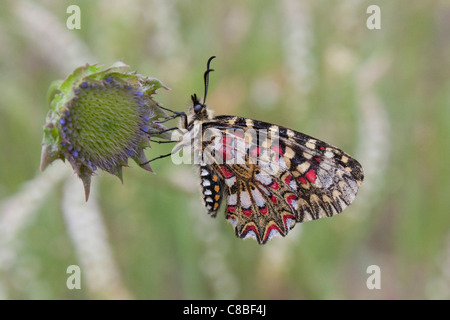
[41,61,170,200]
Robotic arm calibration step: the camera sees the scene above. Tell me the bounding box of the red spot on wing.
[284,174,292,185]
[259,206,268,215]
[219,136,234,161]
[269,181,279,190]
[305,169,316,183]
[299,176,307,184]
[270,195,278,204]
[220,165,233,178]
[242,208,252,217]
[320,146,325,150]
[227,206,236,212]
[315,157,322,162]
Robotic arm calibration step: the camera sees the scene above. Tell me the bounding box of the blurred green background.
[0,0,449,299]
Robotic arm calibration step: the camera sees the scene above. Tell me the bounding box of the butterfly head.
[189,93,211,121]
[188,56,216,124]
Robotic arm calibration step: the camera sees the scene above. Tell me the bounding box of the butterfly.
[159,56,364,244]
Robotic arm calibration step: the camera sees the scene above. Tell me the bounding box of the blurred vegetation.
[0,0,449,299]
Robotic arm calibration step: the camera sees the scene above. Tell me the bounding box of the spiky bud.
[41,61,170,200]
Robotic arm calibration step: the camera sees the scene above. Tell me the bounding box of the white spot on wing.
[255,172,272,185]
[251,188,265,208]
[266,228,282,241]
[244,230,257,240]
[285,218,295,229]
[202,179,211,187]
[225,176,236,187]
[240,190,252,209]
[325,151,334,158]
[289,180,297,191]
[228,193,237,205]
[290,199,299,210]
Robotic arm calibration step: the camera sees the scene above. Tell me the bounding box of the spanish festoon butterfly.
[161,56,364,244]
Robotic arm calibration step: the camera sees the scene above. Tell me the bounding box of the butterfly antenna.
[203,56,216,104]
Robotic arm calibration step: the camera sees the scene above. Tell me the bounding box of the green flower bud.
[41,61,170,201]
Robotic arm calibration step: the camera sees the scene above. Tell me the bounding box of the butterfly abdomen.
[199,164,224,217]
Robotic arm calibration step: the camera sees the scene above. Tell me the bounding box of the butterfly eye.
[194,103,203,113]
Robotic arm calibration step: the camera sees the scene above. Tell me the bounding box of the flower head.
[41,61,170,200]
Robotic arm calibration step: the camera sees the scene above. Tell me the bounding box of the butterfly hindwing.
[208,162,298,244]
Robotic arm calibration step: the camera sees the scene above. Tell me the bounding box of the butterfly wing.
[198,115,364,244]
